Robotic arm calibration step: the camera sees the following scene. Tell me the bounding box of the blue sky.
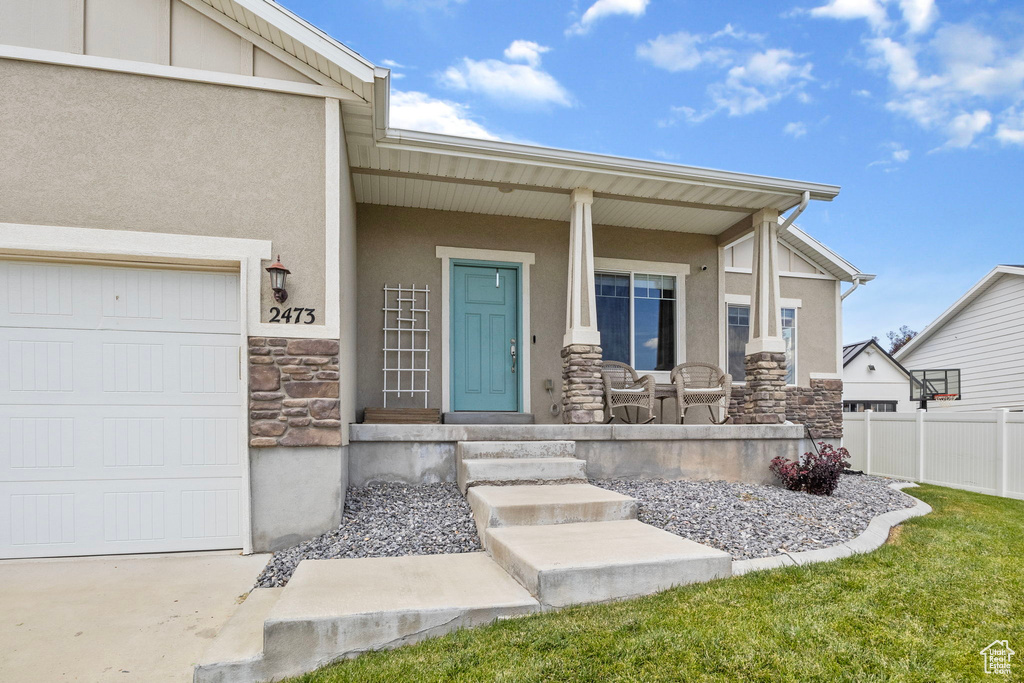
[284,0,1023,344]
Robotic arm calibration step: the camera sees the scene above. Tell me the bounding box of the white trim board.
[594,257,689,382]
[724,266,837,281]
[436,246,535,415]
[0,43,362,102]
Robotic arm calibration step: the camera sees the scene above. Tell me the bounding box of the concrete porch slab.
[486,519,732,609]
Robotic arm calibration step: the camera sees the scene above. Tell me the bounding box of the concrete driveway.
[0,551,269,682]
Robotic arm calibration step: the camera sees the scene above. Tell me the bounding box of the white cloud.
[853,88,872,97]
[868,141,911,169]
[642,27,812,123]
[892,145,910,162]
[784,121,808,138]
[898,0,938,34]
[808,0,889,31]
[567,0,648,36]
[440,41,571,107]
[937,109,992,149]
[504,40,550,68]
[857,20,1024,149]
[643,337,659,350]
[380,59,405,69]
[996,107,1024,146]
[636,32,708,72]
[388,90,500,140]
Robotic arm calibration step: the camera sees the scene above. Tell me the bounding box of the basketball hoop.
[933,393,959,406]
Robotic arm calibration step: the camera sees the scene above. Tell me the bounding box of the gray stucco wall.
[249,446,346,553]
[723,271,839,385]
[0,59,328,317]
[356,205,721,423]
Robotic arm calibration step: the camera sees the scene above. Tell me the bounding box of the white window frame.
[722,293,801,386]
[594,258,689,382]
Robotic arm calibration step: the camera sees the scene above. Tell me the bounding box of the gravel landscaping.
[255,483,481,588]
[593,474,916,560]
[256,474,916,587]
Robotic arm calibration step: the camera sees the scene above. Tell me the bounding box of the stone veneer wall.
[561,344,605,424]
[735,351,788,425]
[247,337,341,448]
[729,377,844,438]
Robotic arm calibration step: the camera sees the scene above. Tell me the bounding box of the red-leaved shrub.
[769,442,851,496]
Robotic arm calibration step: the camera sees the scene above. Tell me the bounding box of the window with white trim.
[727,304,797,384]
[595,271,677,372]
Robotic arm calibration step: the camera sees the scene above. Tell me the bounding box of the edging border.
[732,482,932,575]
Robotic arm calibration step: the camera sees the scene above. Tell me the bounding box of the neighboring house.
[896,265,1024,411]
[0,0,866,559]
[841,339,913,413]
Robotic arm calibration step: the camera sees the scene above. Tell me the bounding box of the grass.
[289,486,1023,682]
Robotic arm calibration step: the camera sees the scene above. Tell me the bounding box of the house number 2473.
[269,307,316,324]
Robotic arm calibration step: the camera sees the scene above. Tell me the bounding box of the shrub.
[770,442,852,496]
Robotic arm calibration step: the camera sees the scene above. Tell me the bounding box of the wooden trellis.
[382,284,430,407]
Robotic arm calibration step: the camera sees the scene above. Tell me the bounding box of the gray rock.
[591,474,916,561]
[255,483,481,588]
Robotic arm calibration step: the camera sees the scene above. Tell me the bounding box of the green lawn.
[290,485,1022,682]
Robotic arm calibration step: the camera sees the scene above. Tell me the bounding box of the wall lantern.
[266,255,291,303]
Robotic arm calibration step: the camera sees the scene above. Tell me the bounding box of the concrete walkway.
[0,551,269,682]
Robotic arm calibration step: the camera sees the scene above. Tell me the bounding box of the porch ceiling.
[343,105,840,235]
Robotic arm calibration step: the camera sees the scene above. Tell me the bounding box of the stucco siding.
[723,271,839,385]
[0,59,327,316]
[356,205,721,423]
[899,273,1024,410]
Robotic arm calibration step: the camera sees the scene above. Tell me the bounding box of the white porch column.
[747,208,785,355]
[741,208,788,424]
[564,188,601,347]
[561,188,604,424]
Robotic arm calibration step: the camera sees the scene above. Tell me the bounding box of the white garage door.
[0,260,246,558]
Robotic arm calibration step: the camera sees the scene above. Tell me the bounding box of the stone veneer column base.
[561,344,604,424]
[740,351,788,425]
[248,337,342,448]
[787,378,844,439]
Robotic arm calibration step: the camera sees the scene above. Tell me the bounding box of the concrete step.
[444,412,535,424]
[486,519,733,609]
[456,440,576,460]
[195,554,539,683]
[466,483,637,542]
[194,587,283,683]
[457,457,587,493]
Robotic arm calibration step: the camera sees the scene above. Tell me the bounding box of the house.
[842,339,914,413]
[0,0,867,559]
[896,265,1024,411]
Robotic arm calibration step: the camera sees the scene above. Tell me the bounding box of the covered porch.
[348,125,842,429]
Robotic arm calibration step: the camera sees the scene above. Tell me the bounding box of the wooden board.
[363,408,441,424]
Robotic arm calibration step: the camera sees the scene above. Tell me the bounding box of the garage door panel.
[1,260,244,558]
[1,330,242,405]
[2,406,242,481]
[0,477,245,558]
[0,261,239,335]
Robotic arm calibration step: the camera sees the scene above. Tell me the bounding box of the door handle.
[510,338,517,374]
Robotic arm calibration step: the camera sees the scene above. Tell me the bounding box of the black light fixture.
[266,255,290,303]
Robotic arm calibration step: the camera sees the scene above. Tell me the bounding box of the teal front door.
[452,263,520,412]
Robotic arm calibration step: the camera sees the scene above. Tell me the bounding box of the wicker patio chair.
[601,361,656,424]
[670,362,732,425]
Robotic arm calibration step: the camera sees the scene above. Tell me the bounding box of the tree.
[886,325,917,355]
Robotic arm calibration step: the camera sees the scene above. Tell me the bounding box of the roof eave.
[374,127,841,203]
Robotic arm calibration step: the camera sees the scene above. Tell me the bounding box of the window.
[843,401,897,413]
[727,304,796,384]
[595,271,676,372]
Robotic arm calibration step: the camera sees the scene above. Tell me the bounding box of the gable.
[723,235,829,276]
[1,0,329,85]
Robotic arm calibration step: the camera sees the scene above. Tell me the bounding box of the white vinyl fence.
[843,410,1024,500]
